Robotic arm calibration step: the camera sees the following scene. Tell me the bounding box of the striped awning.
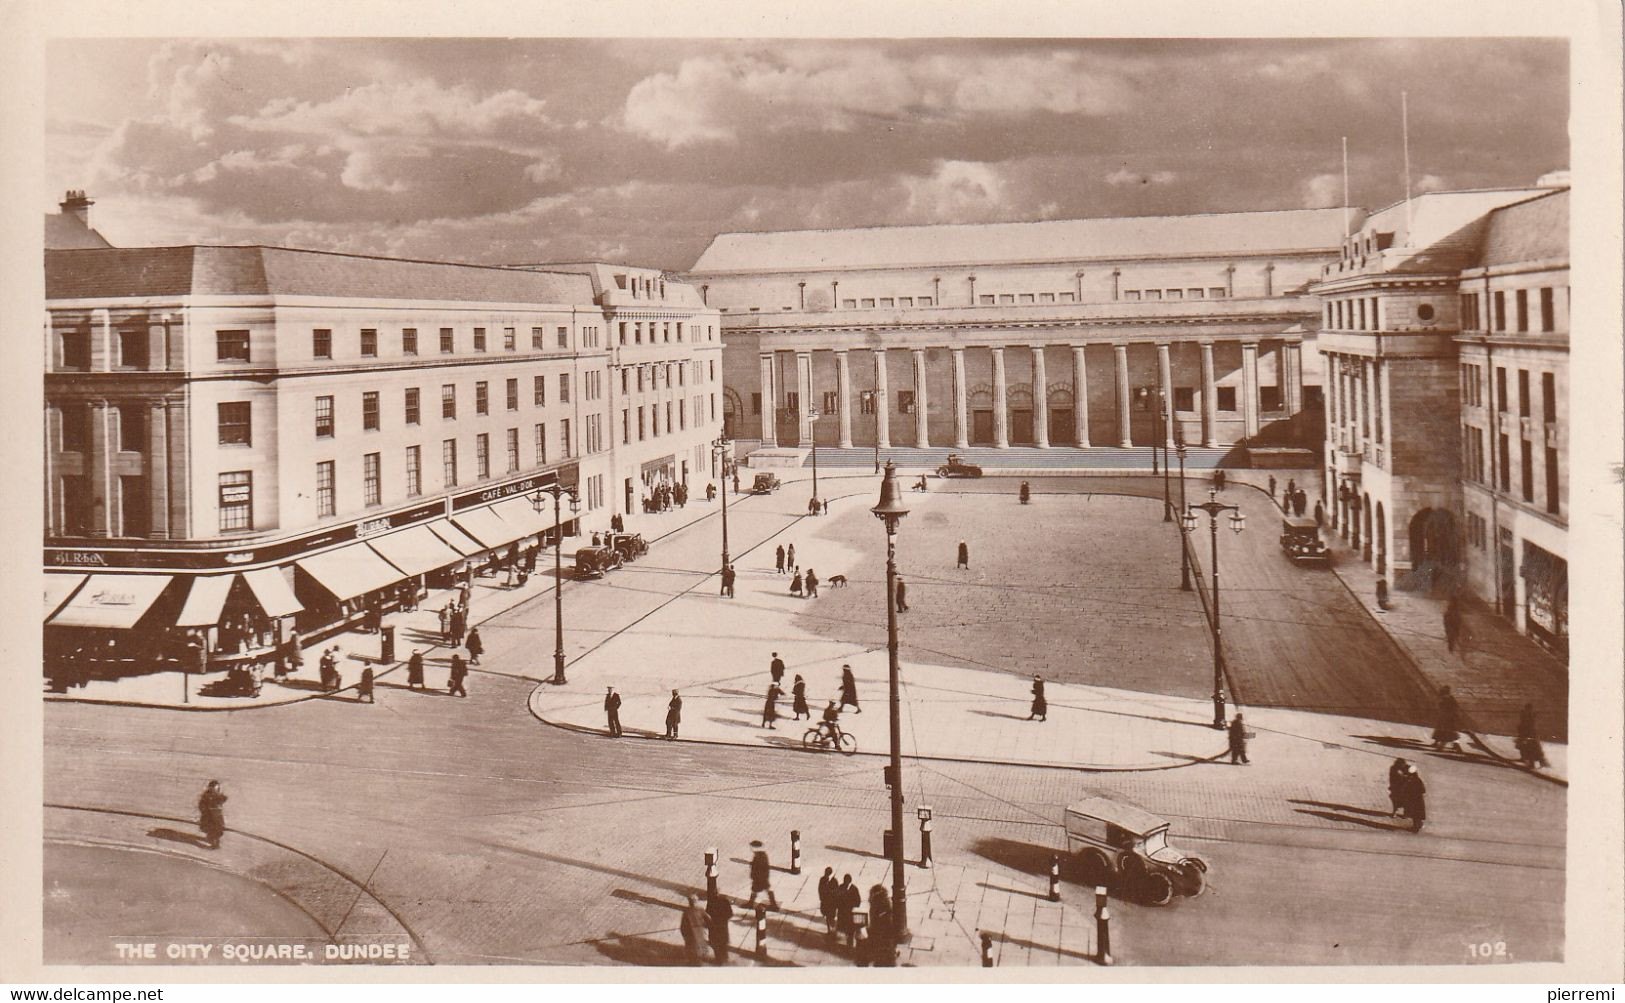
[175,574,235,627]
[426,519,485,556]
[368,524,463,577]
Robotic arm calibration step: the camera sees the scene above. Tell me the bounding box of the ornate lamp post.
[863,390,886,474]
[1183,488,1245,728]
[531,481,581,685]
[1158,389,1172,522]
[871,461,911,949]
[1176,431,1192,592]
[712,435,732,570]
[808,406,821,509]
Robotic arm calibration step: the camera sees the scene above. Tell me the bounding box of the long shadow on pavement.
[994,932,1099,964]
[147,826,211,849]
[1292,808,1415,833]
[591,931,694,966]
[970,836,1062,878]
[978,881,1051,901]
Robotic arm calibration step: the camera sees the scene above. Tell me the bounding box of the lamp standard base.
[552,656,567,686]
[1211,695,1226,729]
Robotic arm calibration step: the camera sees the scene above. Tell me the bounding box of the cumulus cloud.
[1416,173,1450,192]
[245,79,552,141]
[900,160,1009,222]
[1300,172,1344,208]
[1105,167,1176,187]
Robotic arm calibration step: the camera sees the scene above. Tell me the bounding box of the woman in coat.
[1403,766,1427,833]
[840,665,861,713]
[197,780,227,849]
[789,570,804,597]
[761,683,781,729]
[866,885,895,967]
[465,628,483,666]
[791,675,810,720]
[406,650,425,690]
[1028,675,1048,722]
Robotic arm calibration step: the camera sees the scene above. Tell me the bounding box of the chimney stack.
[59,189,94,228]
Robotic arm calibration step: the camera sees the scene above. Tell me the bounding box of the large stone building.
[686,208,1366,457]
[43,222,720,681]
[1311,182,1568,655]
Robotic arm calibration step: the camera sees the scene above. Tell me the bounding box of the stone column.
[951,347,969,449]
[87,399,112,537]
[1200,342,1218,447]
[758,352,777,445]
[873,348,891,449]
[796,350,814,445]
[835,350,853,448]
[1157,343,1175,448]
[148,400,170,538]
[1072,345,1090,448]
[911,347,930,449]
[1362,358,1375,445]
[1114,344,1132,448]
[1285,342,1304,414]
[1241,341,1261,440]
[1031,345,1050,448]
[991,347,1009,448]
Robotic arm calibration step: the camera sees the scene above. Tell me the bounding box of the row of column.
[758,340,1302,449]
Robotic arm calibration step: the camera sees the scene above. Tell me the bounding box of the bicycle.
[803,723,857,755]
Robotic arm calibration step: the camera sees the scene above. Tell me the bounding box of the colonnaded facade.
[686,208,1366,456]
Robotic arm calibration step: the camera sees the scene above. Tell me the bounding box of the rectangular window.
[316,460,335,517]
[823,391,839,413]
[638,407,646,440]
[440,328,454,353]
[1144,289,1162,301]
[315,395,335,437]
[218,402,251,446]
[504,327,516,351]
[1260,386,1282,412]
[506,427,520,472]
[1545,446,1560,514]
[751,393,761,416]
[405,445,421,497]
[1173,387,1195,411]
[978,295,994,305]
[896,390,914,413]
[666,401,674,432]
[58,405,88,452]
[363,452,381,507]
[534,423,547,465]
[709,360,716,381]
[59,329,90,370]
[618,323,628,346]
[560,419,571,458]
[1493,291,1506,331]
[1018,293,1035,304]
[919,297,934,306]
[532,374,546,407]
[405,387,421,425]
[442,438,459,487]
[1520,438,1534,503]
[362,391,380,431]
[1217,386,1237,411]
[1498,433,1511,491]
[557,326,569,348]
[622,409,630,444]
[1188,288,1205,299]
[1515,290,1529,332]
[899,296,914,307]
[216,329,250,362]
[1518,370,1531,418]
[473,327,487,351]
[860,298,875,308]
[402,327,418,355]
[118,327,148,369]
[1166,289,1183,300]
[360,328,378,357]
[475,382,489,415]
[506,378,519,411]
[559,373,570,403]
[1124,290,1141,301]
[1539,287,1555,332]
[442,384,456,420]
[1495,368,1508,413]
[118,405,146,453]
[218,471,252,531]
[1209,287,1226,298]
[1542,372,1557,423]
[476,433,490,479]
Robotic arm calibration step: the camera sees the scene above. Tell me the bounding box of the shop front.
[1521,542,1568,658]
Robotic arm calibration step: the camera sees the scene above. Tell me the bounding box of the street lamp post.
[864,390,886,474]
[531,482,581,685]
[871,461,911,950]
[712,435,731,569]
[1158,390,1172,522]
[1176,433,1192,592]
[808,407,821,510]
[1182,488,1245,728]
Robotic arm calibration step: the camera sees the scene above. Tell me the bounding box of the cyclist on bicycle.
[818,700,844,745]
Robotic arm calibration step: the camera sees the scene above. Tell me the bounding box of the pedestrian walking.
[358,666,375,704]
[748,840,779,909]
[1268,474,1277,500]
[817,867,839,939]
[770,652,786,685]
[762,682,781,728]
[1286,478,1297,500]
[706,483,716,503]
[840,665,861,713]
[720,563,736,598]
[465,627,483,666]
[1387,757,1410,816]
[805,568,820,598]
[1314,499,1325,526]
[458,580,472,609]
[681,894,709,966]
[791,674,809,719]
[604,686,623,737]
[837,874,860,949]
[1401,766,1427,833]
[1019,480,1031,504]
[197,780,227,849]
[450,606,466,646]
[448,654,468,697]
[1294,489,1308,517]
[611,513,624,534]
[591,531,602,546]
[775,545,786,574]
[281,629,302,680]
[1442,595,1464,653]
[957,539,969,570]
[1516,702,1549,768]
[666,690,682,739]
[1213,469,1226,491]
[706,893,733,965]
[1228,713,1249,764]
[1431,685,1463,752]
[867,885,895,967]
[786,543,796,569]
[894,577,908,612]
[1028,675,1047,721]
[790,570,804,597]
[406,650,425,690]
[732,468,740,493]
[809,496,821,517]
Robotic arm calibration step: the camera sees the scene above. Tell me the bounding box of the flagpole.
[1401,91,1414,239]
[1342,135,1351,237]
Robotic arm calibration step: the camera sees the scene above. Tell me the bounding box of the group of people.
[644,480,688,514]
[1387,758,1428,832]
[1268,476,1309,518]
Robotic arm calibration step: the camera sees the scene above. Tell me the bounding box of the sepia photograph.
[7,1,1623,986]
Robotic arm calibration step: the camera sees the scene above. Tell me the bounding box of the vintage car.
[751,472,782,494]
[573,545,622,579]
[935,453,984,478]
[1064,797,1208,905]
[608,532,649,563]
[1279,514,1330,566]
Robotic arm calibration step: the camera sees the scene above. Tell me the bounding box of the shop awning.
[450,505,523,548]
[296,543,404,601]
[49,574,173,629]
[43,574,87,620]
[175,574,235,627]
[426,519,485,556]
[493,496,552,536]
[368,525,463,577]
[243,567,303,618]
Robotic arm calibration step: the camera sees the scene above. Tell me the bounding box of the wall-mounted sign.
[451,468,565,512]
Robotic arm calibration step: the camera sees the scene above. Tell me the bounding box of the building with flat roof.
[686,206,1366,456]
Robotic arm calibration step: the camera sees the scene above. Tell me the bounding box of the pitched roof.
[1479,188,1567,267]
[44,213,113,250]
[688,207,1360,274]
[1355,188,1558,275]
[46,245,597,305]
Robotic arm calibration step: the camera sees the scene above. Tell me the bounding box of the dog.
[827,574,849,588]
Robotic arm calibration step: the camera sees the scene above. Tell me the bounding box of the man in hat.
[748,840,778,909]
[769,652,786,685]
[957,539,970,570]
[1228,712,1250,765]
[447,654,468,698]
[604,686,623,737]
[665,690,682,740]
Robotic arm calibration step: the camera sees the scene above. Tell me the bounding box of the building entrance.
[972,410,994,444]
[1010,410,1034,444]
[1049,409,1073,446]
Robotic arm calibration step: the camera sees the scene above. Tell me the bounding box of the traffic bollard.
[980,931,994,967]
[755,903,768,960]
[790,829,801,875]
[1094,885,1113,966]
[919,814,933,869]
[704,847,718,903]
[1049,854,1061,902]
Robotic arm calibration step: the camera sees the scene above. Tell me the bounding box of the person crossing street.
[665,690,682,739]
[604,686,623,737]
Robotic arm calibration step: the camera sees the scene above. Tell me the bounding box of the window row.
[291,376,576,441]
[1459,286,1563,334]
[1120,288,1227,302]
[618,394,714,445]
[618,358,712,396]
[616,319,714,346]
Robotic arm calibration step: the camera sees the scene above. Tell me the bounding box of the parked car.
[1064,797,1208,905]
[608,532,649,563]
[1279,515,1330,566]
[573,546,622,579]
[751,472,781,494]
[936,453,984,478]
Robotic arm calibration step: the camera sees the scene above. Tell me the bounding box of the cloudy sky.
[46,37,1567,270]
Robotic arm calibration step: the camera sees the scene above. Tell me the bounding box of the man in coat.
[720,563,736,598]
[681,895,709,965]
[1432,685,1463,751]
[1443,596,1465,653]
[805,568,820,598]
[1228,712,1250,764]
[761,682,781,729]
[839,666,861,714]
[791,675,810,720]
[836,874,860,948]
[665,690,682,740]
[957,540,969,570]
[1267,474,1277,501]
[786,543,796,569]
[1402,765,1427,833]
[406,650,425,690]
[1387,757,1411,816]
[706,893,733,965]
[775,545,786,574]
[748,840,779,909]
[447,654,468,698]
[358,666,375,704]
[769,652,786,685]
[197,780,227,850]
[604,686,623,737]
[465,627,483,666]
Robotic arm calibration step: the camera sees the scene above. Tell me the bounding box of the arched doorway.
[1375,502,1387,574]
[1048,385,1075,446]
[1008,385,1035,444]
[721,387,744,440]
[1406,508,1461,596]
